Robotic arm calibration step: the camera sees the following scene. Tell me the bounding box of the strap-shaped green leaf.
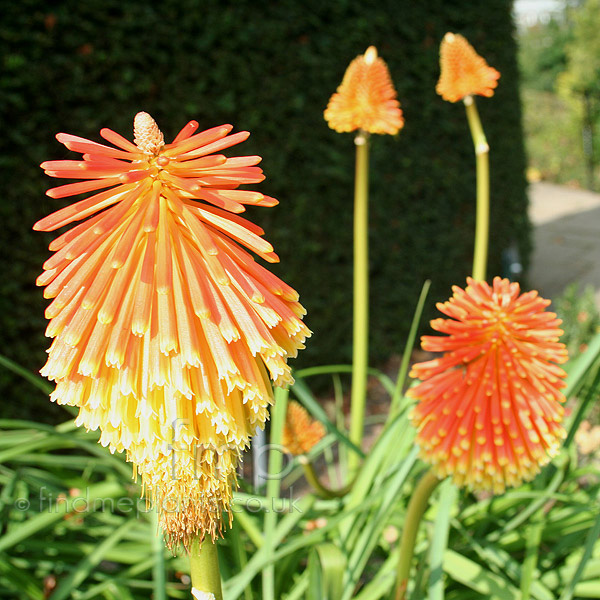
[308,543,346,600]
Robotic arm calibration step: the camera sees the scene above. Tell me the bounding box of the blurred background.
[518,0,600,189]
[2,0,599,423]
[517,0,600,364]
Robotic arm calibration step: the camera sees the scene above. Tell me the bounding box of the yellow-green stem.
[152,509,167,600]
[300,457,352,498]
[392,96,489,600]
[263,387,289,600]
[349,130,370,474]
[394,471,441,600]
[464,95,489,282]
[189,536,223,600]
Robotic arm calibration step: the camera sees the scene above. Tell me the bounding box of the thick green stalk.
[189,536,223,600]
[262,386,289,600]
[394,471,441,600]
[349,130,370,473]
[152,509,167,600]
[464,95,489,282]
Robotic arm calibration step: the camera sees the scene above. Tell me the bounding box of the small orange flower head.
[324,46,404,135]
[408,278,568,493]
[35,112,310,546]
[436,33,500,103]
[282,401,326,456]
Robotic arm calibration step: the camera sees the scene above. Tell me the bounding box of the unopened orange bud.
[282,401,325,456]
[324,46,404,135]
[436,33,500,103]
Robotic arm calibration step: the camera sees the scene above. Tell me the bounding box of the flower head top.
[436,33,500,103]
[408,277,568,493]
[282,401,326,456]
[324,46,404,135]
[35,113,310,546]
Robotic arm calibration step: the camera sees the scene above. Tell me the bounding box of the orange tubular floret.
[162,125,233,155]
[172,120,200,143]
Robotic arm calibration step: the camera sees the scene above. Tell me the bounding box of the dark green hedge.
[0,0,528,420]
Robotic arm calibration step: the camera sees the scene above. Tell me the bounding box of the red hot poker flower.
[35,112,310,545]
[408,277,568,493]
[324,46,404,135]
[436,33,500,103]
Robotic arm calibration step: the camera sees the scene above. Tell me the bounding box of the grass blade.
[390,279,431,417]
[290,378,364,459]
[0,555,44,599]
[225,495,315,600]
[443,549,520,599]
[0,481,123,553]
[563,331,600,397]
[0,354,52,395]
[520,506,544,599]
[50,519,136,600]
[428,480,457,600]
[307,543,346,600]
[557,510,600,600]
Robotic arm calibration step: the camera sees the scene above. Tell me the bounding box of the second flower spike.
[408,277,568,494]
[436,33,500,103]
[324,46,404,135]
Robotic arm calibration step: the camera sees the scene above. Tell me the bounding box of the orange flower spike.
[408,277,568,494]
[436,33,500,103]
[282,401,326,456]
[324,46,404,135]
[35,112,310,546]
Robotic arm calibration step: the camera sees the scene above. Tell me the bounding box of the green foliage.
[554,283,600,358]
[518,19,571,92]
[520,88,585,185]
[519,0,600,189]
[556,0,600,189]
[2,329,600,598]
[559,0,600,96]
[517,11,584,187]
[0,0,528,418]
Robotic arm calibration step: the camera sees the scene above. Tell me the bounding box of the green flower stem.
[349,130,370,474]
[394,470,441,600]
[300,457,352,498]
[152,509,167,600]
[189,536,223,600]
[464,95,489,282]
[263,386,289,600]
[392,95,489,600]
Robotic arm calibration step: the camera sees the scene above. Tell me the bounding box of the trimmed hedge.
[0,0,528,419]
